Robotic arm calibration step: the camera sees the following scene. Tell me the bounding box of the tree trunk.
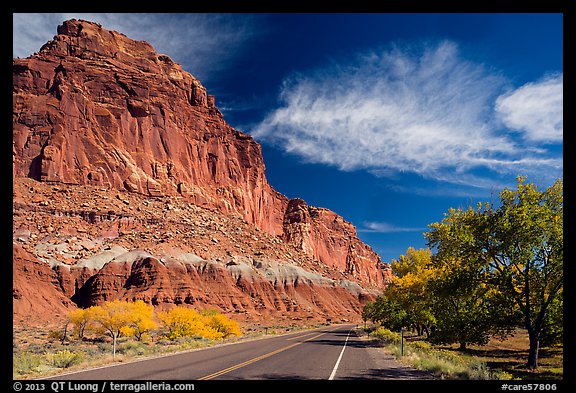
[459,341,467,350]
[527,330,540,369]
[61,322,69,344]
[113,332,117,359]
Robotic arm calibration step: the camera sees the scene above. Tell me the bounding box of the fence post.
[401,327,404,356]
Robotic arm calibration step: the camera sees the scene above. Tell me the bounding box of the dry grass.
[445,329,563,380]
[363,326,562,380]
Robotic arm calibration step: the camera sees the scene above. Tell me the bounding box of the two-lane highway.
[45,324,433,380]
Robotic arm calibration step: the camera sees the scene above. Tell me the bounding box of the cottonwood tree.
[157,306,241,340]
[157,306,207,340]
[386,247,437,337]
[90,300,135,358]
[426,257,518,350]
[120,300,158,341]
[68,308,93,340]
[201,309,242,338]
[426,177,563,369]
[362,295,408,331]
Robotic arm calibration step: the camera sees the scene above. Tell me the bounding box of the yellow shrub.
[159,306,241,340]
[158,306,205,340]
[204,313,242,338]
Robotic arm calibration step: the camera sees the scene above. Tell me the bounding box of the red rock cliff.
[13,19,391,290]
[283,198,391,288]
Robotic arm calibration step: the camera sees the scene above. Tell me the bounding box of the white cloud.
[495,74,563,143]
[251,40,562,188]
[12,13,257,84]
[359,221,426,234]
[12,13,65,58]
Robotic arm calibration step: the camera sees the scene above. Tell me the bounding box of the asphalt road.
[45,324,433,380]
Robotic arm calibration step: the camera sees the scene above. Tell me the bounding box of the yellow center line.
[285,331,318,341]
[197,327,340,380]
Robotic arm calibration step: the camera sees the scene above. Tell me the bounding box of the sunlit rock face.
[13,19,392,326]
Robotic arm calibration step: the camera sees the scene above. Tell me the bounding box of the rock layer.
[12,243,75,324]
[13,19,393,325]
[12,178,381,325]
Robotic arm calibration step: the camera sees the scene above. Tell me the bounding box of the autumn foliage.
[157,307,242,340]
[363,177,563,370]
[67,300,242,350]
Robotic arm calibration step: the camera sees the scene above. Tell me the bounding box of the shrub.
[372,326,401,344]
[47,330,66,342]
[46,350,83,368]
[368,331,506,380]
[13,352,44,375]
[97,342,113,354]
[79,346,102,358]
[116,340,149,356]
[410,340,432,350]
[174,336,213,351]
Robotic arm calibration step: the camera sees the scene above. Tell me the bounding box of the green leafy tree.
[426,177,563,369]
[539,290,563,347]
[427,259,518,349]
[361,299,378,326]
[362,295,408,331]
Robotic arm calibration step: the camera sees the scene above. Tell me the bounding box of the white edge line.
[328,327,353,380]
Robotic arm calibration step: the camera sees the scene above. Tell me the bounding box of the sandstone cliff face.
[13,18,286,238]
[13,19,392,325]
[283,198,391,288]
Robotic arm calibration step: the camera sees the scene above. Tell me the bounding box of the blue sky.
[13,13,563,263]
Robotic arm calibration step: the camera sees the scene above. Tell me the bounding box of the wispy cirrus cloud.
[358,221,427,234]
[251,40,563,191]
[12,13,258,84]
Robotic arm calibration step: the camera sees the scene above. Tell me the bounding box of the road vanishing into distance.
[45,324,434,380]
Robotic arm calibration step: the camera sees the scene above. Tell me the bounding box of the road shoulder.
[339,328,437,380]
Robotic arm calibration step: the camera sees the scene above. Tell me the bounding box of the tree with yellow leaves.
[68,307,94,340]
[362,248,436,333]
[158,306,242,340]
[89,300,136,358]
[386,247,437,337]
[121,300,158,341]
[202,309,242,338]
[67,301,242,357]
[158,306,208,340]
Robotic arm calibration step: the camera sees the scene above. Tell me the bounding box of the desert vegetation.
[13,301,243,378]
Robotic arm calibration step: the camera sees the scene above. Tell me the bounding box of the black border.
[6,1,573,391]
